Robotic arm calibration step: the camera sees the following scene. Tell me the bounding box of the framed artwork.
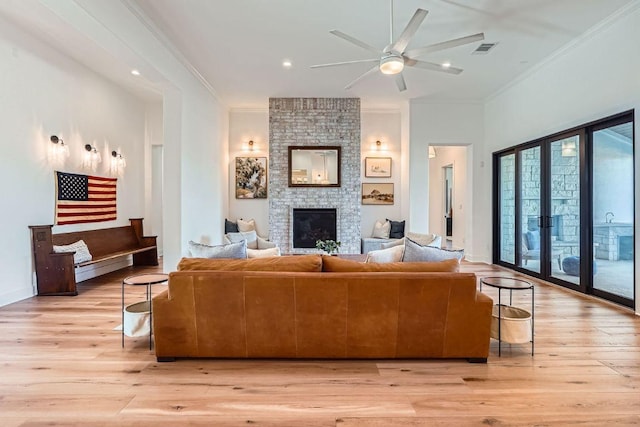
[235,157,268,199]
[362,183,394,205]
[365,157,392,178]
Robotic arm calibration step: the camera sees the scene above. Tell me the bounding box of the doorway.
[443,165,454,243]
[428,146,468,250]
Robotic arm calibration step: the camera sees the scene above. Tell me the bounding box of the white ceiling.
[0,0,636,109]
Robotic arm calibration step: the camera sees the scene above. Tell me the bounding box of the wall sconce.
[429,146,437,158]
[561,139,577,157]
[375,140,382,150]
[247,140,255,151]
[48,135,69,168]
[82,143,101,172]
[110,150,126,176]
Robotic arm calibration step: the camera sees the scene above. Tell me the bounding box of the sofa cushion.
[371,220,391,239]
[247,247,281,258]
[188,240,247,259]
[237,218,256,232]
[177,254,323,272]
[53,239,92,264]
[225,218,239,233]
[322,255,459,272]
[402,238,463,262]
[386,219,405,239]
[365,245,404,263]
[225,230,258,249]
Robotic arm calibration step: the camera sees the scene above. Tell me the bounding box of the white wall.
[0,15,147,306]
[361,110,402,238]
[54,0,230,271]
[228,109,270,238]
[482,4,640,313]
[409,101,484,253]
[228,108,404,242]
[428,146,467,249]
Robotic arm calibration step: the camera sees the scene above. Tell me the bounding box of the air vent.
[473,42,498,55]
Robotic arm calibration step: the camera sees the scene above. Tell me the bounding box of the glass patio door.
[494,111,634,309]
[548,134,582,287]
[592,120,635,303]
[519,146,541,274]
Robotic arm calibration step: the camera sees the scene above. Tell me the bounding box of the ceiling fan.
[311,0,484,92]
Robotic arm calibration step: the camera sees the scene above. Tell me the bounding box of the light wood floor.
[0,261,638,426]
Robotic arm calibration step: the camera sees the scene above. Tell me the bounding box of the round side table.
[122,273,168,349]
[480,276,534,357]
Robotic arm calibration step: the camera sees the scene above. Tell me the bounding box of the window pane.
[519,147,541,273]
[592,122,634,299]
[500,154,515,264]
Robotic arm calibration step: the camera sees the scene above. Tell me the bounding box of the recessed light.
[442,62,451,68]
[131,69,141,76]
[282,60,292,68]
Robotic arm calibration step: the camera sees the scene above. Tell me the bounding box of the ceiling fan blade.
[404,33,485,58]
[344,65,380,90]
[391,9,428,53]
[408,60,463,74]
[395,73,407,92]
[311,58,379,69]
[329,30,382,55]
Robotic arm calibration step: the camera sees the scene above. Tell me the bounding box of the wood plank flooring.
[0,261,638,426]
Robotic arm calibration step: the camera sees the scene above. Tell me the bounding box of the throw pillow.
[322,255,459,272]
[247,247,281,258]
[188,240,247,259]
[53,239,92,264]
[177,254,323,272]
[402,238,464,262]
[371,219,391,239]
[386,219,405,239]
[237,218,256,233]
[224,218,239,233]
[525,230,540,250]
[257,236,277,249]
[365,245,405,263]
[405,231,438,247]
[381,238,405,249]
[225,230,258,249]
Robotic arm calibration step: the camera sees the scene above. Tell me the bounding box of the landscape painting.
[365,157,392,178]
[235,157,267,199]
[362,183,394,205]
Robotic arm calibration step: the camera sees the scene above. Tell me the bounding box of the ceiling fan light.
[380,55,404,75]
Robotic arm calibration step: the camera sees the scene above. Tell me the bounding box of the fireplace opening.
[292,208,337,248]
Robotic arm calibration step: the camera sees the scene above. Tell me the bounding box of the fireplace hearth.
[292,208,337,249]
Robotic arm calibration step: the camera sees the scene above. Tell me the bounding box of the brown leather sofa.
[152,255,493,363]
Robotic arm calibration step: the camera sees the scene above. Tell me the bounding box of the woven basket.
[123,301,151,338]
[490,304,532,344]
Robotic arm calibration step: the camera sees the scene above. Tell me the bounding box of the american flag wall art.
[55,171,117,225]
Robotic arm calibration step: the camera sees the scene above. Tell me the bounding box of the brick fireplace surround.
[268,98,361,254]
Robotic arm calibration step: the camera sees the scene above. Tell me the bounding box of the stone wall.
[500,142,581,263]
[268,98,361,254]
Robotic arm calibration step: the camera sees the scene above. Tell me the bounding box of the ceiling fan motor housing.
[380,53,404,75]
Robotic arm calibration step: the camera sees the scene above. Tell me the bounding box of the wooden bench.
[29,218,158,296]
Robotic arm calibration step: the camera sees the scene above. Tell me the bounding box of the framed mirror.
[288,146,341,187]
